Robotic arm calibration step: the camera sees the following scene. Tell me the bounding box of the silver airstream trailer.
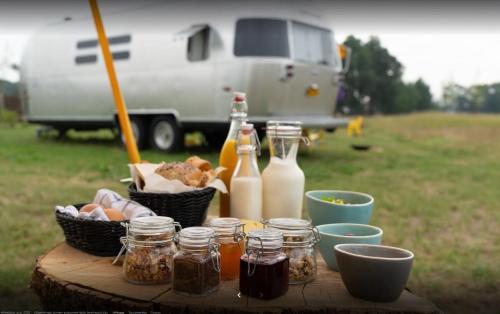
[19,1,349,152]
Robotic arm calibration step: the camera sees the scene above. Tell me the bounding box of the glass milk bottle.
[262,121,307,219]
[230,123,262,221]
[219,92,248,217]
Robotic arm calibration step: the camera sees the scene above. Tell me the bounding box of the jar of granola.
[209,217,245,280]
[120,216,180,285]
[263,218,320,284]
[173,227,221,296]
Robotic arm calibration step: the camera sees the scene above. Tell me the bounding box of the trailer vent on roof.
[76,34,131,49]
[74,34,132,65]
[77,39,98,49]
[75,55,97,64]
[111,51,130,61]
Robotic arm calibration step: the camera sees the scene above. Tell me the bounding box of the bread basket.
[55,204,126,256]
[127,184,216,228]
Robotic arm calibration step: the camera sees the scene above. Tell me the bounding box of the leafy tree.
[413,79,434,111]
[442,82,472,111]
[340,36,434,114]
[394,81,417,113]
[482,84,500,113]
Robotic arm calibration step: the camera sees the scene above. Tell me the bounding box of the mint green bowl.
[306,190,374,226]
[317,223,383,271]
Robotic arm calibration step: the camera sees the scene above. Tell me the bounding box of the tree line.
[339,35,500,115]
[338,35,435,115]
[442,82,500,113]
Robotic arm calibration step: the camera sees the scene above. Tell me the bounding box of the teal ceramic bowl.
[317,223,383,271]
[306,190,374,226]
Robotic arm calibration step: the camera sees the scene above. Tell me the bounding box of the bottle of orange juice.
[219,92,248,217]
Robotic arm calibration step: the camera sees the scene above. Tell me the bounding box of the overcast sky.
[1,0,499,99]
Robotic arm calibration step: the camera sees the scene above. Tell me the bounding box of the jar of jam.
[240,229,289,299]
[263,218,320,284]
[120,216,180,285]
[173,227,221,296]
[209,217,245,280]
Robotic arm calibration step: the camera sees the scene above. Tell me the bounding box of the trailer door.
[284,21,337,116]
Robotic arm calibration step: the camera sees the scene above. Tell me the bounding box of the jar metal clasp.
[233,223,246,254]
[311,226,321,245]
[301,136,311,146]
[112,221,132,265]
[208,236,221,272]
[112,236,128,265]
[245,236,263,277]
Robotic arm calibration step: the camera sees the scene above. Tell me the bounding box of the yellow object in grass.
[347,116,364,137]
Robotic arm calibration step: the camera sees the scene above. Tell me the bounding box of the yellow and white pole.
[89,0,141,163]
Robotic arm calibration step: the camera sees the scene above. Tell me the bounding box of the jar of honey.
[263,218,320,284]
[209,217,245,280]
[173,227,221,296]
[239,229,289,299]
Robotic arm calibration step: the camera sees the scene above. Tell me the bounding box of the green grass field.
[0,113,499,313]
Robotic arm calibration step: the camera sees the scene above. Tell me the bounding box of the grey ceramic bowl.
[334,244,414,302]
[317,223,383,271]
[306,190,374,226]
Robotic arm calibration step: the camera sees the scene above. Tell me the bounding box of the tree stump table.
[32,243,441,313]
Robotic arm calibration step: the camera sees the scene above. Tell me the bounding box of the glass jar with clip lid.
[262,120,309,219]
[239,229,289,299]
[173,227,221,296]
[263,218,320,284]
[116,216,181,285]
[209,217,246,280]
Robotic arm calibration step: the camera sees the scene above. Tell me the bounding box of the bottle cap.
[240,123,254,134]
[230,91,248,118]
[237,123,260,154]
[233,92,246,102]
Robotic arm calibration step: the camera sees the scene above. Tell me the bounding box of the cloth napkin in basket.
[55,189,156,221]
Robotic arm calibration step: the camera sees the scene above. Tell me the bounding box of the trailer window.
[234,18,289,57]
[188,27,210,61]
[292,21,333,65]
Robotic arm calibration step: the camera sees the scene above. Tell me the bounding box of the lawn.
[0,112,499,313]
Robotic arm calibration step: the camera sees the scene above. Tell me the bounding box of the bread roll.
[80,203,101,213]
[103,208,126,221]
[186,156,212,172]
[155,162,203,187]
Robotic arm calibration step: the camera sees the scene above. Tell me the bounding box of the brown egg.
[104,208,126,221]
[80,203,101,213]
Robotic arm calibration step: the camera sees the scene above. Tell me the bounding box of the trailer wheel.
[120,117,148,149]
[149,116,184,153]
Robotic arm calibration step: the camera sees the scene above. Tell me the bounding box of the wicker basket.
[55,204,126,256]
[128,184,216,228]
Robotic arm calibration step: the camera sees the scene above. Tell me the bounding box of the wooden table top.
[32,243,442,313]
